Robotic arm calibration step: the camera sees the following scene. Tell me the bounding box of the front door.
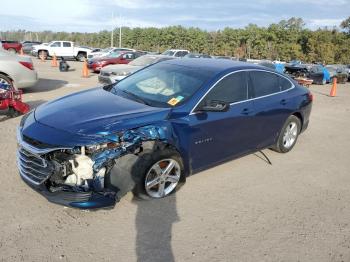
[187,71,259,171]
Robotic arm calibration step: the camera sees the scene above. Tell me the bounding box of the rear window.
[250,71,291,98]
[63,42,71,47]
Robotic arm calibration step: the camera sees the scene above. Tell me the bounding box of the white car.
[0,49,38,89]
[87,47,135,59]
[161,49,190,57]
[32,41,92,61]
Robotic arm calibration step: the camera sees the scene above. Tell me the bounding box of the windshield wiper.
[120,89,151,106]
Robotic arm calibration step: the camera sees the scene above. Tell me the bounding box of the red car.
[88,51,143,72]
[1,40,22,53]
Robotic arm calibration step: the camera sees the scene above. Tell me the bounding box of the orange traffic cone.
[82,59,89,78]
[19,48,24,55]
[51,53,58,67]
[330,77,337,97]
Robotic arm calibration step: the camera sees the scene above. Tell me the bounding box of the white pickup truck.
[32,41,92,61]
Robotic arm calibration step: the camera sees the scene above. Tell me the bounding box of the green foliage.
[1,17,349,63]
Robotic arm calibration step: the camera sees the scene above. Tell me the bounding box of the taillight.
[308,92,314,101]
[19,61,34,70]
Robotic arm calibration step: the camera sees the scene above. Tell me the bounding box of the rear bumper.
[14,71,38,89]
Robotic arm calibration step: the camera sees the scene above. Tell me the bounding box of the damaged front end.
[17,125,166,209]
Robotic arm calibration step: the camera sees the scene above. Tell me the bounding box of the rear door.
[249,70,295,148]
[62,42,74,56]
[188,71,259,170]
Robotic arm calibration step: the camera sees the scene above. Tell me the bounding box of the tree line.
[1,17,349,64]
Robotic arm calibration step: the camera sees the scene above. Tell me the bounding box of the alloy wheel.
[144,159,181,198]
[282,121,298,149]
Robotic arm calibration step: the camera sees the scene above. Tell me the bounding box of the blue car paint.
[275,63,285,74]
[18,59,312,209]
[322,67,331,83]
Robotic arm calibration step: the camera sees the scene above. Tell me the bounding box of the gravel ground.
[1,59,350,262]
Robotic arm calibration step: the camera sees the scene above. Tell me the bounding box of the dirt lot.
[1,59,350,262]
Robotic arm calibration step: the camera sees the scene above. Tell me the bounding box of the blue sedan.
[17,59,313,209]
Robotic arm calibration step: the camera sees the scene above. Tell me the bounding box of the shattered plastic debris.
[92,125,166,171]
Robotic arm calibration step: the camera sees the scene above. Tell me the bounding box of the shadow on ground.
[133,195,179,262]
[25,78,68,93]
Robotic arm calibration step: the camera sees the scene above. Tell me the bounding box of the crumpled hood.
[34,87,170,136]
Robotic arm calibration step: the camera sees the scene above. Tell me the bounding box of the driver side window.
[51,42,61,47]
[203,71,248,104]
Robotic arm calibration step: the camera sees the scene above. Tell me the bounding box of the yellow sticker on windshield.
[168,96,184,106]
[167,98,179,106]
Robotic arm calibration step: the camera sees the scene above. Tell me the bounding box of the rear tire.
[38,50,48,60]
[0,73,13,88]
[7,48,16,54]
[272,115,301,153]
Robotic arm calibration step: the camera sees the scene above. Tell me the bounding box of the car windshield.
[107,51,123,58]
[111,63,212,108]
[310,66,323,73]
[161,50,175,56]
[129,56,160,66]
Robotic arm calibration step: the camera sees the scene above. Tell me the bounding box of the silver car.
[98,54,175,84]
[0,49,38,89]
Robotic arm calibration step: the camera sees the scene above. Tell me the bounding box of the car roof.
[161,58,274,74]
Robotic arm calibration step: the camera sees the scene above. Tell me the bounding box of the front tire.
[133,147,185,200]
[272,115,301,153]
[76,53,86,62]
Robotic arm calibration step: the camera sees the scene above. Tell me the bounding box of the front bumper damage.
[20,178,117,209]
[16,125,167,209]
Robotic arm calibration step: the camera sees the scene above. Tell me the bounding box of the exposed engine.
[47,146,106,192]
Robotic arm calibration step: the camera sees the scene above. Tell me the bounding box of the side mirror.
[199,100,230,112]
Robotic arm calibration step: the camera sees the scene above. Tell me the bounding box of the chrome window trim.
[190,69,295,115]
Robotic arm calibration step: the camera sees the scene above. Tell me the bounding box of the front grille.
[17,147,53,185]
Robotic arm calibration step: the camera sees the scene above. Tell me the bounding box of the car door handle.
[241,108,254,115]
[280,99,288,105]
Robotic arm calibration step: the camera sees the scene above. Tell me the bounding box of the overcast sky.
[0,0,348,32]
